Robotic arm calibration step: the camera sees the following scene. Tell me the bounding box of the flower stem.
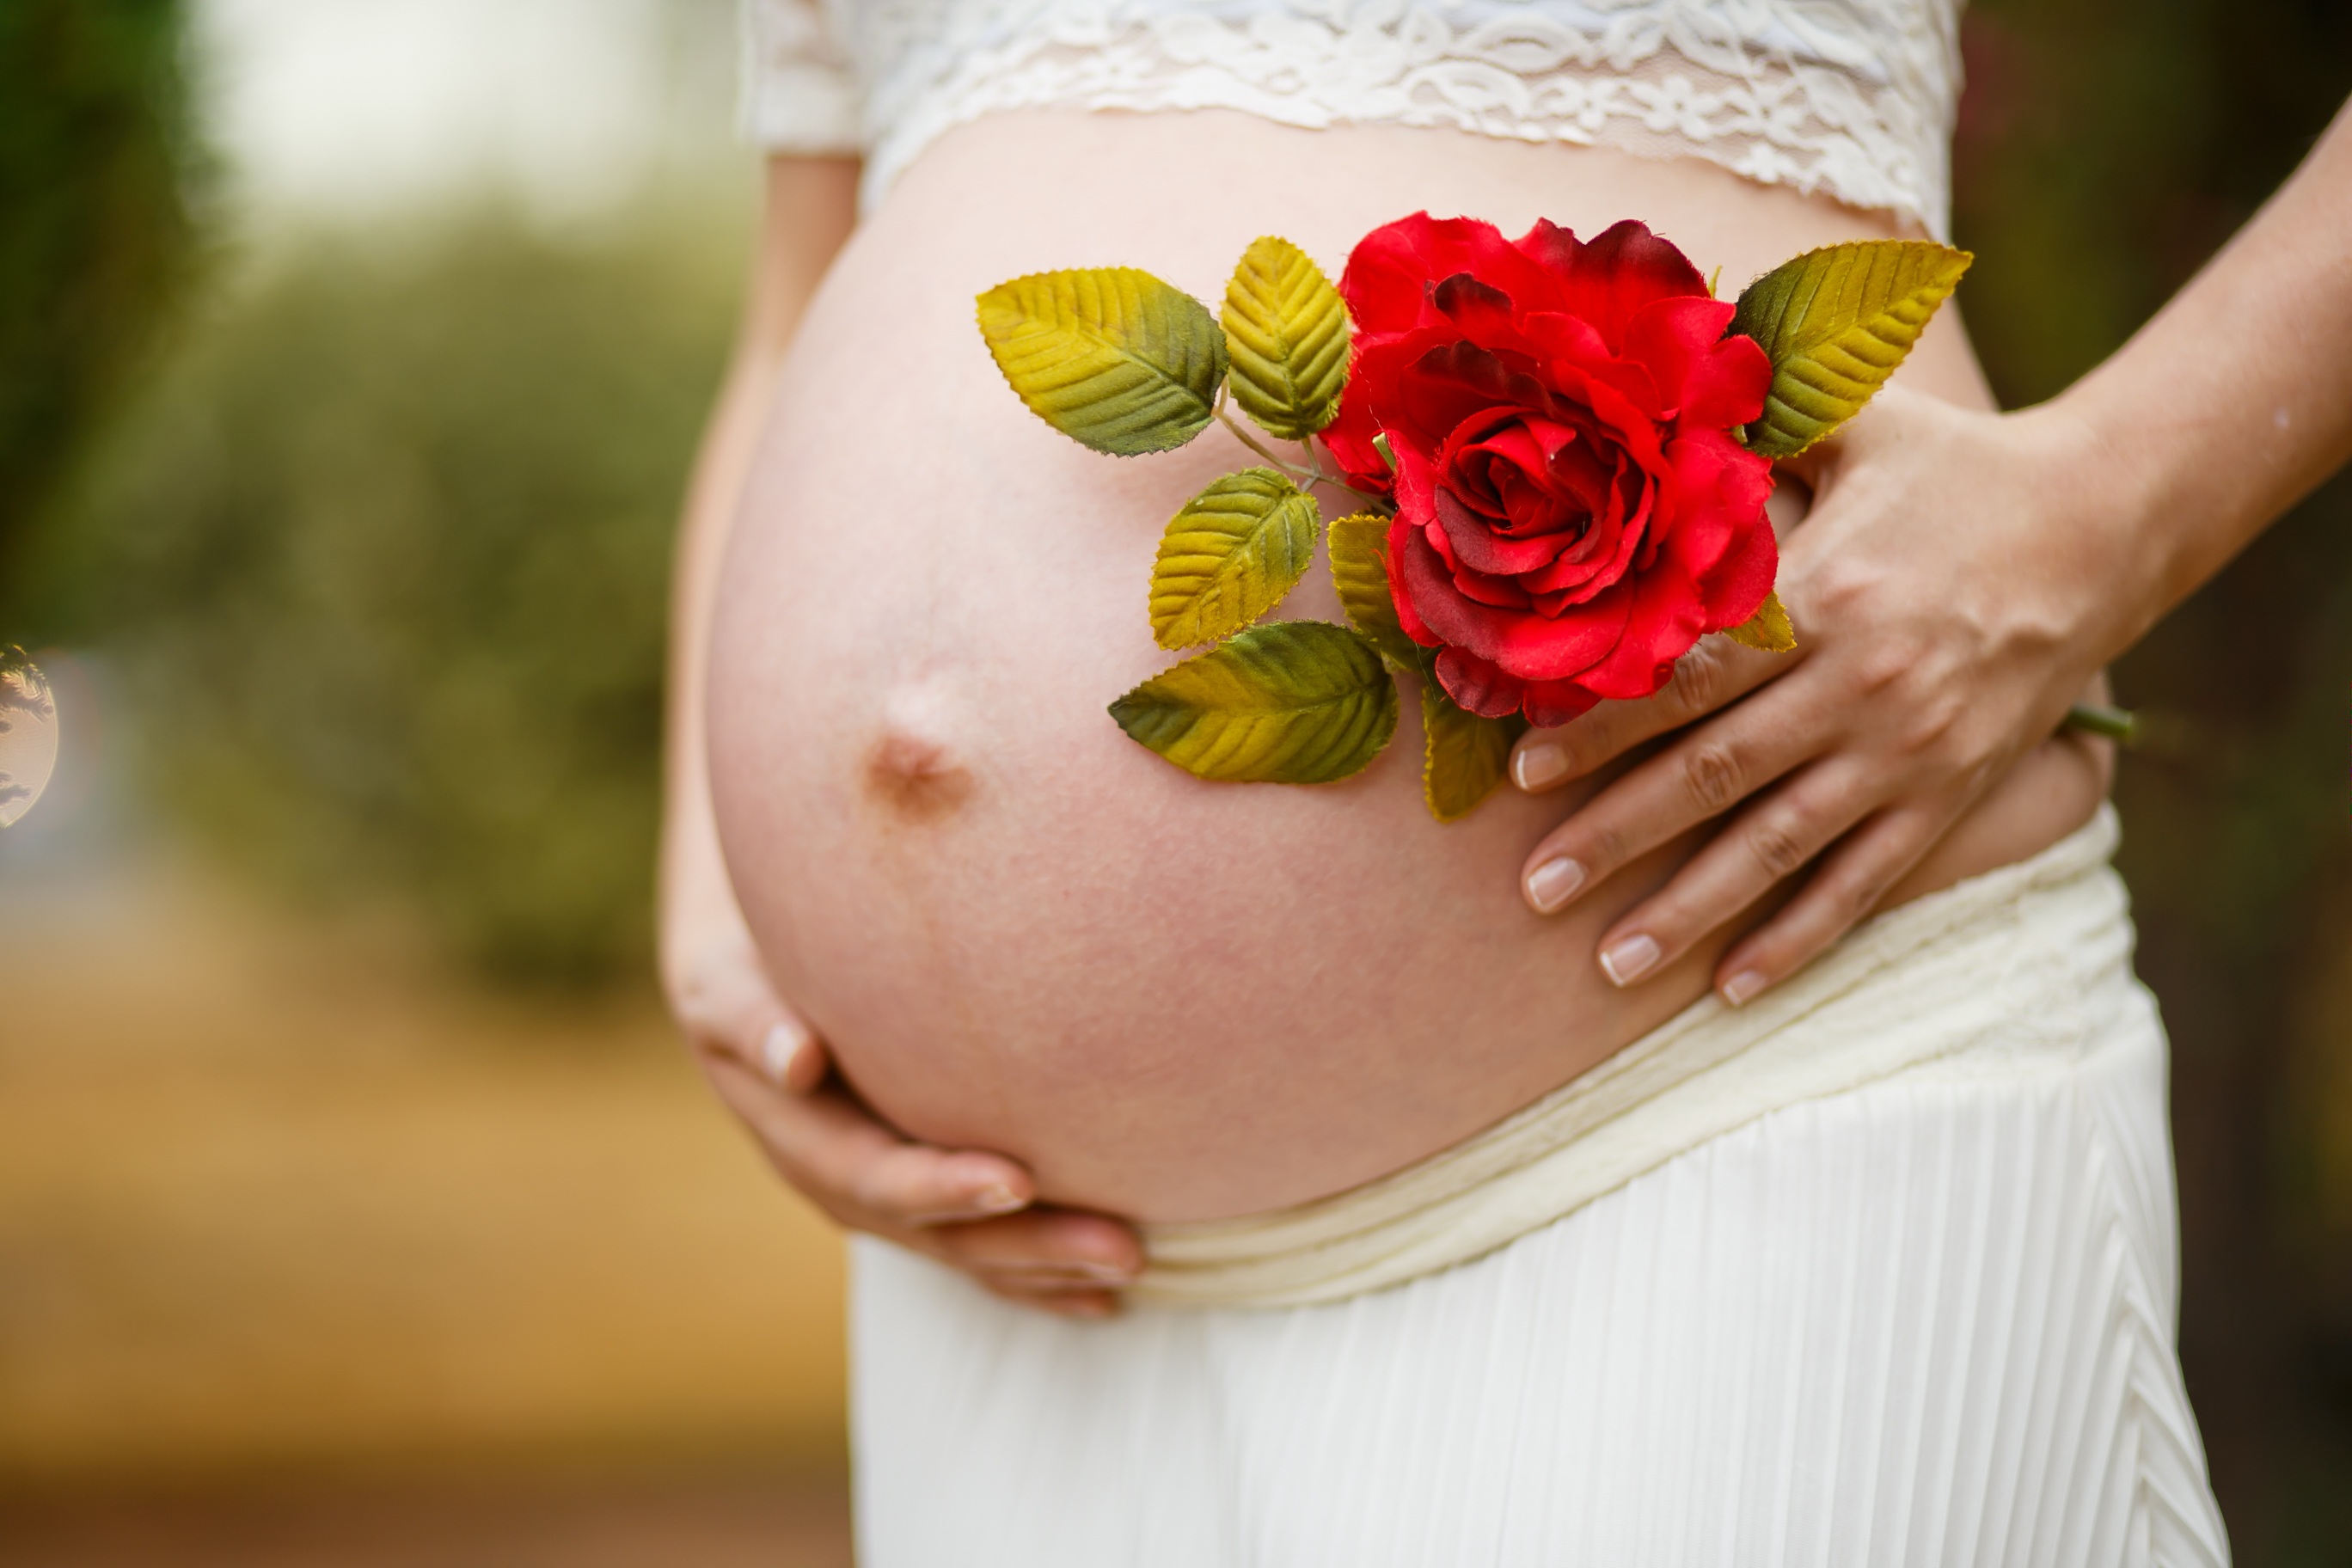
[1210,393,1391,511]
[1215,404,1319,481]
[2062,701,2138,746]
[1298,432,1391,511]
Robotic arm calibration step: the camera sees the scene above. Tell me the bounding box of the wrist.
[657,803,752,970]
[2008,394,2177,666]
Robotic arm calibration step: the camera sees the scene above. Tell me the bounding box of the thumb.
[757,1011,833,1095]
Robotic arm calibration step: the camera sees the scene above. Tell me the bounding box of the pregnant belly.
[706,111,2108,1222]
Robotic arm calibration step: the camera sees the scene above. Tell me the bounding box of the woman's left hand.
[1508,385,2135,1005]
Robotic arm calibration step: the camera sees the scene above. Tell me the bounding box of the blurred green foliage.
[0,0,199,626]
[69,222,740,982]
[1956,2,2352,1560]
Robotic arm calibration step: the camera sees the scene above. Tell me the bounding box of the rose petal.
[1485,575,1636,682]
[1519,219,1712,349]
[1316,408,1394,497]
[1399,340,1551,439]
[1623,296,1737,414]
[1386,513,1442,648]
[1398,524,1514,661]
[1517,312,1667,418]
[1659,430,1773,583]
[1342,214,1565,334]
[1495,466,1578,536]
[1574,558,1708,701]
[1436,487,1577,575]
[1432,646,1528,720]
[1442,415,1589,538]
[1516,309,1614,367]
[1522,462,1651,601]
[1700,505,1779,631]
[1451,564,1536,610]
[1528,358,1670,475]
[1522,677,1602,727]
[1429,273,1521,345]
[1681,333,1774,432]
[1392,439,1442,523]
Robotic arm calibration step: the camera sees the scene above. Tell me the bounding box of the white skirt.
[849,812,2230,1566]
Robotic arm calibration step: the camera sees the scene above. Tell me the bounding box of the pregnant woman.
[661,0,2352,1559]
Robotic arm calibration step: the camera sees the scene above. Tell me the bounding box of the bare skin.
[690,111,2104,1214]
[665,99,2349,1310]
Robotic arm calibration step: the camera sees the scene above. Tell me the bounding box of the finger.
[848,1142,1045,1224]
[704,1055,1038,1222]
[1584,758,1880,987]
[1510,635,1788,794]
[683,986,830,1096]
[982,1280,1121,1318]
[758,1017,831,1095]
[1712,802,1959,1005]
[1518,680,1820,916]
[928,1206,1146,1285]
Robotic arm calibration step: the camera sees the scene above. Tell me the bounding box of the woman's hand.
[1508,387,2131,1004]
[662,897,1144,1317]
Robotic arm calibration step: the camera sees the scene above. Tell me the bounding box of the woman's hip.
[848,1014,2224,1567]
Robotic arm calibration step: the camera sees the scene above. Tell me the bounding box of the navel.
[862,727,974,823]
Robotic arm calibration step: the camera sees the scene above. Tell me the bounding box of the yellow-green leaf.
[1110,622,1400,784]
[977,267,1227,456]
[1326,511,1424,671]
[1422,684,1527,823]
[1720,589,1797,652]
[1221,236,1351,440]
[1148,469,1318,649]
[1730,241,1972,459]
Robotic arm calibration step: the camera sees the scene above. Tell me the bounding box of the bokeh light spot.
[0,647,59,829]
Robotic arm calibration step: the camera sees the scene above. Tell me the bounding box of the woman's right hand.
[662,899,1145,1317]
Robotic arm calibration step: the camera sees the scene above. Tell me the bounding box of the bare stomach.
[707,110,2109,1223]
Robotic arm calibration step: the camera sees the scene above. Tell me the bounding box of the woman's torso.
[707,107,2107,1224]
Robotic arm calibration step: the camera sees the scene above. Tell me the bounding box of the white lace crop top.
[740,0,1966,239]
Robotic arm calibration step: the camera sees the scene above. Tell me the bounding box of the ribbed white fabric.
[739,0,1967,236]
[850,808,2230,1565]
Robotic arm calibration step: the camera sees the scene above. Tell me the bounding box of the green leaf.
[1730,241,1971,459]
[1720,589,1797,652]
[1325,511,1424,671]
[1148,469,1319,649]
[1221,236,1351,440]
[1110,621,1400,784]
[976,267,1227,455]
[1422,683,1527,823]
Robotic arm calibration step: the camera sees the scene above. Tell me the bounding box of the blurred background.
[0,0,2347,1563]
[0,2,852,1563]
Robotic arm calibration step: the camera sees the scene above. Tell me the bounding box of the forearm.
[2053,96,2352,656]
[660,158,860,957]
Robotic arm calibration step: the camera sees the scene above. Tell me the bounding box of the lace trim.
[745,0,1964,239]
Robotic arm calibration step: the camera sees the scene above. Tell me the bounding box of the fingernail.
[970,1184,1026,1216]
[1721,970,1768,1007]
[759,1020,807,1084]
[1074,1261,1136,1284]
[1514,743,1569,790]
[1525,856,1586,913]
[1598,934,1661,986]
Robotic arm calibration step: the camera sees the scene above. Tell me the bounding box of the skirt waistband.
[1135,805,2137,1308]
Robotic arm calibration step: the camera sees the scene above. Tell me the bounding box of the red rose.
[1320,215,1777,726]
